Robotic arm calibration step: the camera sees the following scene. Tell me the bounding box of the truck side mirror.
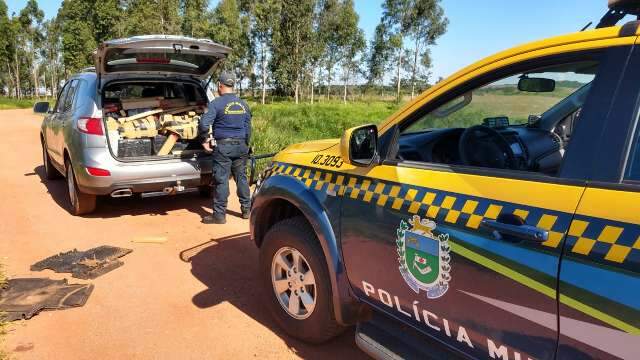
[33,102,50,114]
[340,124,378,167]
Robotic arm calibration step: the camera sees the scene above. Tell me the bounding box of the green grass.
[406,88,573,132]
[249,100,401,155]
[0,97,43,110]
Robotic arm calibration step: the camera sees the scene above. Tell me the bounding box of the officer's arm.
[199,101,217,140]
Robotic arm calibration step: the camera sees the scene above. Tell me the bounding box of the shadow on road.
[32,165,70,212]
[33,165,212,218]
[183,233,368,359]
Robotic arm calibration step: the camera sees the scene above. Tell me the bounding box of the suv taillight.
[77,117,104,136]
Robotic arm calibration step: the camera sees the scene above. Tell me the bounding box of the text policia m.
[362,281,534,360]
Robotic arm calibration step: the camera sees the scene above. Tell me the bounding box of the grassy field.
[406,86,573,132]
[0,97,42,110]
[249,100,401,155]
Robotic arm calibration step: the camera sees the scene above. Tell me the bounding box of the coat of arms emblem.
[397,215,452,299]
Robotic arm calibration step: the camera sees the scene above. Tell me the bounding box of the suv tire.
[259,216,345,343]
[65,160,97,215]
[42,142,62,180]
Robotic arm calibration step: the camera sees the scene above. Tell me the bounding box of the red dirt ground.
[0,109,367,359]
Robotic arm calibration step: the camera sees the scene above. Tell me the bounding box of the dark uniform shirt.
[199,93,251,141]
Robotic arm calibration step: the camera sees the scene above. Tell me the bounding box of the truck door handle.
[481,220,548,243]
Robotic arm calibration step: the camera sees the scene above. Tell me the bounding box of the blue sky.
[6,0,620,79]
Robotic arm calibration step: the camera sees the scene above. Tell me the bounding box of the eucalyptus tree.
[181,0,209,37]
[270,0,315,103]
[339,0,365,104]
[381,0,447,101]
[367,23,393,98]
[19,0,44,97]
[246,0,281,103]
[208,0,253,95]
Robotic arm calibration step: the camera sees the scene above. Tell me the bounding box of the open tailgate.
[95,35,231,80]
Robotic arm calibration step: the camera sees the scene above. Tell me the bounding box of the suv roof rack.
[80,66,96,73]
[597,0,640,28]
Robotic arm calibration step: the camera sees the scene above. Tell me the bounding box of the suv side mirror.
[340,124,378,167]
[33,102,50,114]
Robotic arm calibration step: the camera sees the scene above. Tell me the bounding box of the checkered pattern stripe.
[566,216,640,266]
[269,162,640,266]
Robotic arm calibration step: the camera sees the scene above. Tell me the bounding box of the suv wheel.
[65,160,96,215]
[42,142,62,180]
[259,216,345,343]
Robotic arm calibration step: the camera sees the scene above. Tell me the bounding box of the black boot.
[203,214,226,224]
[241,209,250,219]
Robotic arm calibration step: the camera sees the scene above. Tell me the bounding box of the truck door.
[340,47,628,359]
[556,47,640,360]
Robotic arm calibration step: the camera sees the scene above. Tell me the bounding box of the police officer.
[200,72,252,224]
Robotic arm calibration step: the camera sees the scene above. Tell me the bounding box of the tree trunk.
[52,61,57,95]
[326,65,331,100]
[294,29,300,104]
[33,68,39,98]
[42,71,47,100]
[14,51,21,99]
[31,35,38,99]
[6,63,15,98]
[310,70,315,104]
[261,42,267,105]
[411,38,420,99]
[343,68,348,105]
[396,49,403,103]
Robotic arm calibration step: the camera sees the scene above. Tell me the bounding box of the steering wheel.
[459,125,517,169]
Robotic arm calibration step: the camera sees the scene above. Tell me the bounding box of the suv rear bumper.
[74,148,212,196]
[78,174,208,195]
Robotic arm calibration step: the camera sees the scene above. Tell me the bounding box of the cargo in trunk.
[102,81,209,160]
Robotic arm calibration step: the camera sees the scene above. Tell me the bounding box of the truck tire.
[65,160,97,215]
[259,216,345,343]
[42,142,62,180]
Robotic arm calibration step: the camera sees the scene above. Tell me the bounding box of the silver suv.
[35,36,231,215]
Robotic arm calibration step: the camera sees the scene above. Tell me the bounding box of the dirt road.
[0,109,367,359]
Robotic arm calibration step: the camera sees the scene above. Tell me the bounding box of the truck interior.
[396,61,599,176]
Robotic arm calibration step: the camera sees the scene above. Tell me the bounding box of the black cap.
[218,72,235,87]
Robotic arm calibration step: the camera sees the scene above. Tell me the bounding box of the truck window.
[626,119,640,181]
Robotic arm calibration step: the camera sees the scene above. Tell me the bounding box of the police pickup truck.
[250,2,640,358]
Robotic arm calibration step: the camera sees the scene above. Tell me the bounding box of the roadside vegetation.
[251,100,401,155]
[0,97,41,110]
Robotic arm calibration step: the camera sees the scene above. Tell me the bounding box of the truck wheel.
[65,160,96,215]
[259,216,345,343]
[42,142,62,180]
